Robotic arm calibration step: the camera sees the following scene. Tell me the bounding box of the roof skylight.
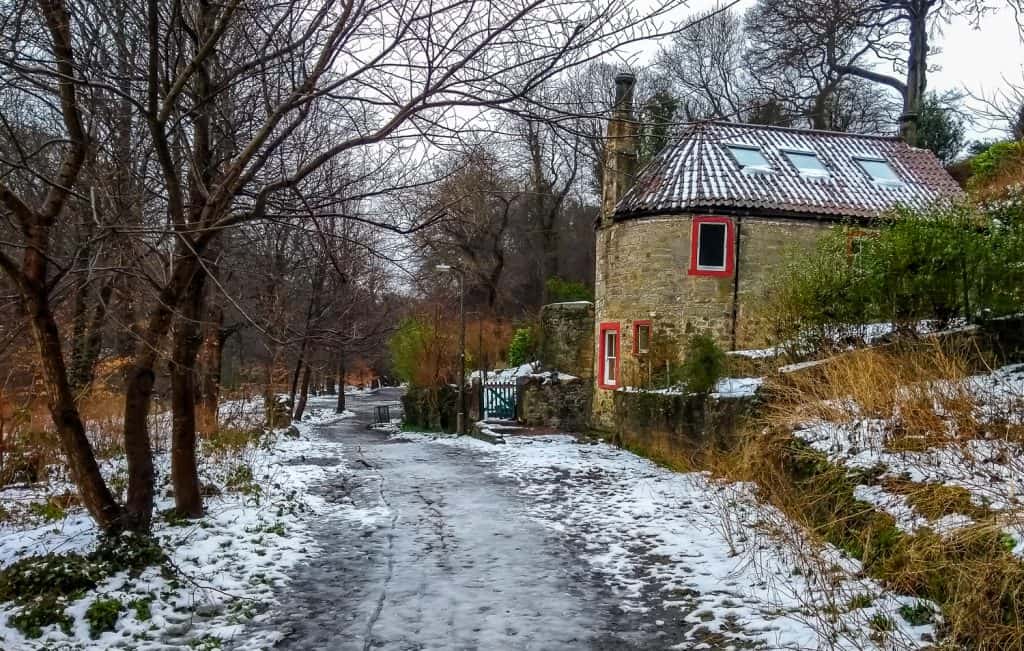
[856,158,902,186]
[784,151,829,177]
[726,145,772,173]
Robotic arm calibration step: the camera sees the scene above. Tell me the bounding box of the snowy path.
[240,389,626,650]
[239,389,931,650]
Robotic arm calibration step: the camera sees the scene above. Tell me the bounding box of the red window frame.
[632,320,651,355]
[688,216,735,277]
[597,322,621,390]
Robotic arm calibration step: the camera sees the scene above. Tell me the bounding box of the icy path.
[239,389,931,650]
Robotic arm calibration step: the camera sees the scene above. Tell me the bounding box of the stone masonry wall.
[519,376,592,432]
[591,212,831,430]
[540,301,595,380]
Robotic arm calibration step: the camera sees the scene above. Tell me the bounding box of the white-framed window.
[855,158,902,186]
[689,217,734,276]
[784,150,829,177]
[634,321,651,355]
[726,145,772,173]
[599,323,620,389]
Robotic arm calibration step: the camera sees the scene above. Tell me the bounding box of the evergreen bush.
[545,276,592,303]
[507,326,536,367]
[680,334,726,394]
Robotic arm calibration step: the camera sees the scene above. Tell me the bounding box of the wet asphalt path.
[243,389,689,650]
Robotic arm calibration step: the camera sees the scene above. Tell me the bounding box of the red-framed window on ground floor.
[633,320,651,355]
[688,216,735,277]
[598,322,620,389]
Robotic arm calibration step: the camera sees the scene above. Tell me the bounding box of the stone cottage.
[592,72,964,429]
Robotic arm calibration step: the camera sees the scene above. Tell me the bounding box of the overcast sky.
[625,0,1024,139]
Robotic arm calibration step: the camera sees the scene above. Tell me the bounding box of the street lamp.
[435,264,466,435]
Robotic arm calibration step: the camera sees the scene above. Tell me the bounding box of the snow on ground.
[0,399,355,650]
[794,364,1024,536]
[401,432,936,650]
[620,377,763,398]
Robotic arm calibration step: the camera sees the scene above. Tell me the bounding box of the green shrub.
[898,601,935,626]
[506,326,536,367]
[85,597,123,638]
[10,596,73,638]
[225,464,259,496]
[545,276,592,303]
[388,314,461,388]
[679,334,726,394]
[130,596,153,621]
[0,535,162,640]
[760,205,1024,346]
[28,500,66,522]
[969,140,1024,191]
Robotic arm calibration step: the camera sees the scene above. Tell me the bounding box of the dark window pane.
[637,325,650,352]
[697,222,727,269]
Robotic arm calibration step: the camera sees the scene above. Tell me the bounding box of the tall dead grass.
[764,341,993,450]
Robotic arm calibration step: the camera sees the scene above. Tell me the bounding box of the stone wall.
[610,390,757,453]
[591,212,831,429]
[519,375,592,432]
[540,301,595,380]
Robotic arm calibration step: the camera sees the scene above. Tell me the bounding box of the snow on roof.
[616,121,965,220]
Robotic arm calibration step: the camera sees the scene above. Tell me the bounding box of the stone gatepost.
[539,301,595,380]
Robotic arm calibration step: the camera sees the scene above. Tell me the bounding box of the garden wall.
[519,375,592,432]
[609,390,758,456]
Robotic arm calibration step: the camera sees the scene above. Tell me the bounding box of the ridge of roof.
[692,119,903,142]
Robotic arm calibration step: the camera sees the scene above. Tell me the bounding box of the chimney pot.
[614,72,636,106]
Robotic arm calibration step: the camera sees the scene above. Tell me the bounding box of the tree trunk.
[169,269,206,518]
[288,352,305,411]
[336,350,346,413]
[196,303,224,437]
[293,363,312,420]
[901,4,929,146]
[70,282,112,393]
[24,284,124,532]
[122,253,202,531]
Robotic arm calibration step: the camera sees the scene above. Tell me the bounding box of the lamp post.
[435,264,466,434]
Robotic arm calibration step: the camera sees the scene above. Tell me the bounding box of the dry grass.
[883,479,994,521]
[615,429,701,473]
[705,424,1024,649]
[764,342,988,451]
[698,340,1024,650]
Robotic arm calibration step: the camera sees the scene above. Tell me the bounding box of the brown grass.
[764,341,987,451]
[883,479,994,521]
[696,340,1024,650]
[616,429,700,473]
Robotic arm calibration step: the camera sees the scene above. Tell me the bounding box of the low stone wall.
[609,389,758,454]
[519,375,592,432]
[401,385,459,433]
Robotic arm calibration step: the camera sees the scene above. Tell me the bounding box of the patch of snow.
[779,359,827,374]
[729,347,783,359]
[794,364,1024,536]
[0,401,350,650]
[712,377,763,398]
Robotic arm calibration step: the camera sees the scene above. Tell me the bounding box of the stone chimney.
[601,72,638,226]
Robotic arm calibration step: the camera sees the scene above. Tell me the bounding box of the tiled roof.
[616,121,965,220]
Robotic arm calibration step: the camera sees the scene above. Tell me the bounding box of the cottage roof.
[615,121,965,220]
